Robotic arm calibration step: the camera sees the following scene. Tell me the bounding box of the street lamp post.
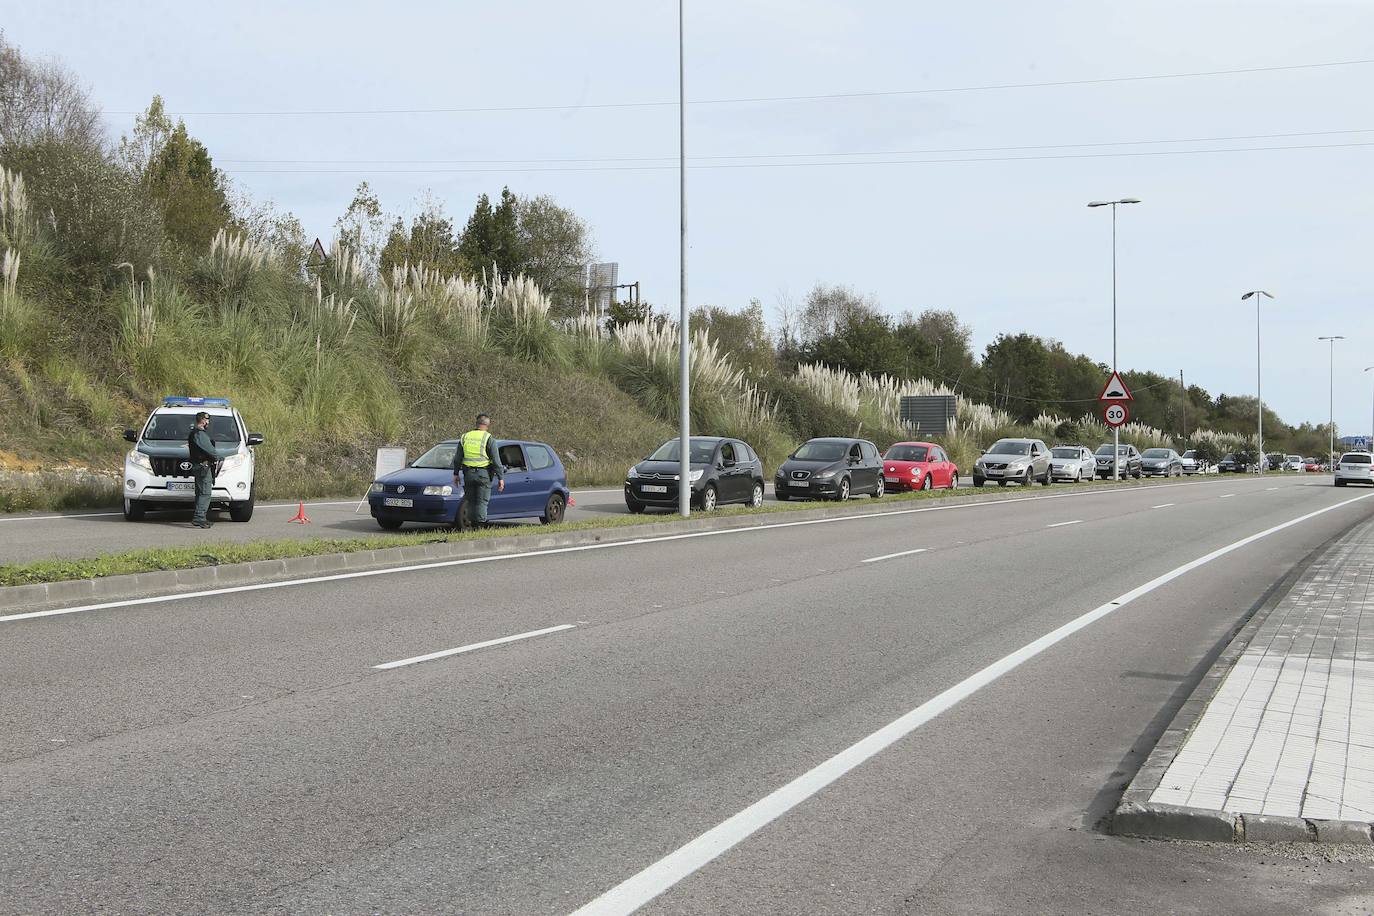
[676,0,690,518]
[1088,198,1141,480]
[1242,291,1275,472]
[1364,366,1374,459]
[1318,335,1344,474]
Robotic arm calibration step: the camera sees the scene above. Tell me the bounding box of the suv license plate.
[166,481,195,491]
[642,485,668,493]
[383,497,413,507]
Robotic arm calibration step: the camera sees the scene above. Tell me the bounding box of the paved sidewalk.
[1117,516,1374,842]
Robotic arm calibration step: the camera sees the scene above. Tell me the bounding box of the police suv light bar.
[162,396,231,408]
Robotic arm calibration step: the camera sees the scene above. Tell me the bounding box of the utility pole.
[1179,369,1186,442]
[1319,335,1344,473]
[676,0,691,518]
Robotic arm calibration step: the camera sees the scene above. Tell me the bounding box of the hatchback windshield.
[793,441,848,462]
[885,445,928,462]
[413,443,459,469]
[1051,447,1080,458]
[1142,448,1171,458]
[648,439,718,463]
[144,412,241,443]
[1340,454,1372,464]
[987,440,1031,456]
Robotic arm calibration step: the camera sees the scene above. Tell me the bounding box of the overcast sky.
[8,1,1374,433]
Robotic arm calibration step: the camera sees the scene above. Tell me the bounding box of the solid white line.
[861,547,927,564]
[0,477,1273,624]
[1045,520,1082,528]
[1219,493,1235,499]
[0,499,365,524]
[1151,503,1175,509]
[1267,487,1280,491]
[567,490,1374,916]
[373,624,575,669]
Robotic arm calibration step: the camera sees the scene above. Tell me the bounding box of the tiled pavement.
[1149,519,1374,822]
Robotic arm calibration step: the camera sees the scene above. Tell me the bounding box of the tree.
[378,193,464,277]
[690,300,774,376]
[982,333,1057,420]
[796,283,877,345]
[516,194,594,315]
[147,121,231,252]
[0,33,102,154]
[457,186,521,281]
[334,182,386,272]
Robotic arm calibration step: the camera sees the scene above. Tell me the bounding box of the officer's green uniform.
[455,429,504,528]
[187,425,217,526]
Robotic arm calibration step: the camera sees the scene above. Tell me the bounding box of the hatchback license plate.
[642,485,668,493]
[166,481,195,491]
[383,497,413,507]
[884,476,900,483]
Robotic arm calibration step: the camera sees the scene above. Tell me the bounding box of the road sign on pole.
[1104,402,1129,427]
[1098,371,1133,402]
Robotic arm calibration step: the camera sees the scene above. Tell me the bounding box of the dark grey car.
[625,436,766,512]
[774,437,884,501]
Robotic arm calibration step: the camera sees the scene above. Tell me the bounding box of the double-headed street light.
[1318,335,1344,473]
[1242,290,1275,470]
[1088,198,1141,480]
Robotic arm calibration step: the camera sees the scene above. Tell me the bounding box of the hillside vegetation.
[0,33,1329,511]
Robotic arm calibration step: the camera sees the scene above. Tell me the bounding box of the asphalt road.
[4,475,1373,914]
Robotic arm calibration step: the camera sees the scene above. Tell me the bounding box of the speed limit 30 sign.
[1103,402,1129,427]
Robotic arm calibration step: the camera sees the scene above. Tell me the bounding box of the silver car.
[1050,445,1096,482]
[973,438,1053,487]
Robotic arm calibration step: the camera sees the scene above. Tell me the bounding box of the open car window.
[498,444,527,470]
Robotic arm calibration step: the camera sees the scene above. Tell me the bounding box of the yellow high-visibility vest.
[460,430,492,467]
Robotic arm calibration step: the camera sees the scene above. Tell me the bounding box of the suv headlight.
[128,450,152,472]
[369,482,384,493]
[423,485,453,496]
[220,453,247,471]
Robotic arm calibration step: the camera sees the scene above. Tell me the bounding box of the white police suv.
[122,396,264,521]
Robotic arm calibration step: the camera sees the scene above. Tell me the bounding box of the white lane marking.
[0,477,1279,624]
[0,499,364,524]
[1219,494,1235,499]
[373,624,574,669]
[1045,520,1082,528]
[861,547,927,564]
[1151,503,1175,509]
[1267,487,1280,491]
[568,490,1374,916]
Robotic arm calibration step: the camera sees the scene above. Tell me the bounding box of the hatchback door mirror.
[122,429,138,443]
[247,432,265,446]
[721,458,736,468]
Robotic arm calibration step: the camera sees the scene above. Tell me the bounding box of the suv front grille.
[151,457,196,478]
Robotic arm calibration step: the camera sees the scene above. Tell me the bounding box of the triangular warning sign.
[1098,371,1133,402]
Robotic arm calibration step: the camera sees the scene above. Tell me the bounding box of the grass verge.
[0,475,1231,588]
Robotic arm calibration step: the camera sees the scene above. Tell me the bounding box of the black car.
[625,436,765,513]
[774,437,884,501]
[1217,453,1249,473]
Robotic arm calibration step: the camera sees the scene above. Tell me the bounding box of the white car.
[1049,445,1096,482]
[122,396,263,521]
[1180,450,1205,475]
[1284,454,1304,472]
[1334,452,1373,487]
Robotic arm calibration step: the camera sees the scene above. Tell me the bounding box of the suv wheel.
[1023,469,1033,487]
[229,488,255,522]
[123,497,146,521]
[1041,467,1053,486]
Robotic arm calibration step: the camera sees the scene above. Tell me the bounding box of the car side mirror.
[123,429,138,443]
[722,459,735,468]
[246,432,265,446]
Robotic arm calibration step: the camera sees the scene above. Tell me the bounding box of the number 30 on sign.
[1103,402,1129,427]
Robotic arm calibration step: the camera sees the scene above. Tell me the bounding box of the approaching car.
[1094,443,1143,479]
[1049,445,1096,482]
[368,439,570,529]
[1180,450,1205,475]
[1140,448,1184,477]
[973,438,1053,487]
[882,441,959,491]
[122,396,264,522]
[775,437,884,501]
[626,436,765,512]
[1334,452,1374,487]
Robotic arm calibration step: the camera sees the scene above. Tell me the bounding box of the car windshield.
[1183,451,1196,458]
[1051,447,1080,458]
[1222,454,1236,462]
[987,440,1031,456]
[1340,454,1371,464]
[1142,448,1171,458]
[143,412,241,443]
[885,445,928,462]
[793,441,848,461]
[648,439,718,463]
[412,443,459,469]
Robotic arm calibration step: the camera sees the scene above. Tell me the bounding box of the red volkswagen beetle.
[882,441,959,491]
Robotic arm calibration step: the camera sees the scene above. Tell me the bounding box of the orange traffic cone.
[287,501,311,524]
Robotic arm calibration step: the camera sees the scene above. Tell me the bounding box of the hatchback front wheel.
[749,482,764,508]
[837,477,851,501]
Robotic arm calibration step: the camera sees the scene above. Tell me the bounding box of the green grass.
[0,474,1221,587]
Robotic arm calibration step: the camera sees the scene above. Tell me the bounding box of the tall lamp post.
[676,0,691,517]
[1318,335,1344,473]
[1363,365,1374,457]
[1087,198,1141,480]
[1242,290,1275,471]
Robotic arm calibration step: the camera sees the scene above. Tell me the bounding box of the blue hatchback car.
[367,439,571,530]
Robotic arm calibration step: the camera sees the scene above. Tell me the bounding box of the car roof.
[806,436,866,444]
[439,438,555,448]
[889,440,936,448]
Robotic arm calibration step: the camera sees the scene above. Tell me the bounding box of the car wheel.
[973,477,983,488]
[837,477,851,501]
[229,488,255,522]
[920,475,932,491]
[1336,479,1346,487]
[749,482,764,508]
[872,477,885,498]
[626,498,646,513]
[540,492,566,525]
[1023,469,1033,487]
[377,517,403,530]
[998,479,1008,487]
[122,497,146,521]
[701,483,718,511]
[1041,467,1052,486]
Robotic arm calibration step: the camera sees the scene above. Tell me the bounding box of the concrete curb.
[1111,527,1374,845]
[0,474,1266,616]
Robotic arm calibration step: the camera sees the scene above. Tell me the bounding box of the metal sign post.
[1098,372,1133,479]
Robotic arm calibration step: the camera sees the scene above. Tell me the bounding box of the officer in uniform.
[187,411,217,529]
[452,413,505,530]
